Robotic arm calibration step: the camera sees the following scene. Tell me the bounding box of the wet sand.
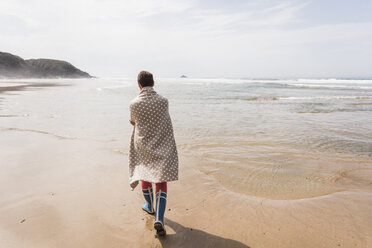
[1,80,372,247]
[0,83,63,93]
[1,132,372,248]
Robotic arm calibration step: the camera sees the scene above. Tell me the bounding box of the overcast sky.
[1,0,372,78]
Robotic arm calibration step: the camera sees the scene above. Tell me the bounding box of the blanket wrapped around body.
[128,86,179,189]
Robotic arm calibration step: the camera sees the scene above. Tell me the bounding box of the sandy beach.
[1,79,372,248]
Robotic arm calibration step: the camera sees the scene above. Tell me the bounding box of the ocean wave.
[239,96,372,101]
[282,96,372,100]
[95,77,372,91]
[290,84,372,90]
[96,85,131,91]
[296,78,372,84]
[298,109,356,114]
[154,78,372,91]
[242,97,279,101]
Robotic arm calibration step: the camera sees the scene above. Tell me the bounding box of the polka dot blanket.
[128,86,179,189]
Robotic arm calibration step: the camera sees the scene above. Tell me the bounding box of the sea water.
[1,78,371,199]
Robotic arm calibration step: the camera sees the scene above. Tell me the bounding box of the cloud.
[0,0,371,78]
[186,1,308,33]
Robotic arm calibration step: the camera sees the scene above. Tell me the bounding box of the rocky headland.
[0,52,92,78]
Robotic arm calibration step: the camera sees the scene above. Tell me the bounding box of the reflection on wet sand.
[0,83,63,93]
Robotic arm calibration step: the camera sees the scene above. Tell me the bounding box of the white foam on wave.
[297,78,372,84]
[281,96,372,100]
[290,84,372,90]
[155,78,372,90]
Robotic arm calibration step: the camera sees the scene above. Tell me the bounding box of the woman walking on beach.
[128,71,179,236]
